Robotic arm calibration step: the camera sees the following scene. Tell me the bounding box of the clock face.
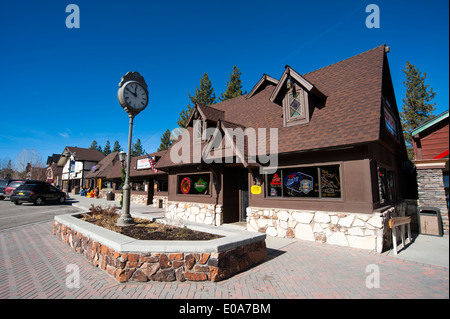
[123,82,148,111]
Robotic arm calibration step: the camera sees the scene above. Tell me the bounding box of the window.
[265,165,341,199]
[177,173,210,195]
[378,167,396,203]
[283,86,309,127]
[288,91,305,119]
[157,179,168,192]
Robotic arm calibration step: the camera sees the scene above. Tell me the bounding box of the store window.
[265,165,341,199]
[177,173,210,195]
[378,167,396,203]
[157,179,168,192]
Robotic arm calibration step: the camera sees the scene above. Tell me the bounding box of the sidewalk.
[0,219,447,299]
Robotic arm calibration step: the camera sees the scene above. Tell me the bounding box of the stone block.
[292,212,314,224]
[347,235,376,250]
[295,223,315,241]
[327,232,348,247]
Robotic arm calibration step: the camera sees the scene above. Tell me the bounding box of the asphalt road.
[0,198,80,230]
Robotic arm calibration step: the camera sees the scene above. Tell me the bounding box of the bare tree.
[14,148,45,179]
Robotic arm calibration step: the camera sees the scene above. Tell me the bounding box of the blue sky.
[0,0,448,167]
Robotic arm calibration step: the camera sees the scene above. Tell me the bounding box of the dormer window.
[269,66,325,128]
[283,85,309,126]
[288,91,305,119]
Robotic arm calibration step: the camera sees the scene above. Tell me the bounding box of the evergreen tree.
[177,73,216,128]
[219,66,246,102]
[157,129,173,151]
[188,73,216,106]
[132,138,145,157]
[112,140,122,152]
[89,140,102,153]
[400,61,436,159]
[103,140,111,155]
[177,104,193,129]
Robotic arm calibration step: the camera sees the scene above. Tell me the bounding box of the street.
[0,198,79,230]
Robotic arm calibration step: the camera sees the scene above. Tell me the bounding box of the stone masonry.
[53,221,266,283]
[416,168,449,234]
[166,201,223,226]
[246,202,409,253]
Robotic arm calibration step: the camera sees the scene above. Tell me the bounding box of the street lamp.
[116,71,149,227]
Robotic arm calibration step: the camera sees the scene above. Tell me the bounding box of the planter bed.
[53,213,266,283]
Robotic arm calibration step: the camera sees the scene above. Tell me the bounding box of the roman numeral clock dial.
[118,72,149,116]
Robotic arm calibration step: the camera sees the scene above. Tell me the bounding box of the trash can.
[106,191,115,201]
[418,207,443,236]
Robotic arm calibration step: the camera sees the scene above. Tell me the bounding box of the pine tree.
[103,140,111,155]
[177,103,193,129]
[112,140,122,152]
[219,66,246,102]
[89,140,102,153]
[400,61,436,159]
[188,73,216,106]
[157,129,173,151]
[177,73,216,128]
[132,138,145,156]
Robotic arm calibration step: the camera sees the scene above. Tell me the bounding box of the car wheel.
[34,197,44,206]
[13,200,22,205]
[58,195,65,204]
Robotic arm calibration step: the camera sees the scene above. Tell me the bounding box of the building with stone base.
[412,110,449,234]
[156,44,417,253]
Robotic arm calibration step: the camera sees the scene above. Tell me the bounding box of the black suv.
[10,183,66,205]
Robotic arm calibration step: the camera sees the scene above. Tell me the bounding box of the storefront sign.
[284,172,314,195]
[270,173,281,186]
[194,178,208,193]
[137,157,154,170]
[251,185,262,195]
[180,177,191,194]
[384,107,398,137]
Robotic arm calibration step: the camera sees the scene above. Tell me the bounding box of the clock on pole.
[116,71,149,226]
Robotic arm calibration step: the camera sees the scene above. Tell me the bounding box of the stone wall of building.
[152,195,168,208]
[53,221,266,283]
[246,202,408,253]
[166,201,223,226]
[416,168,448,234]
[114,193,149,206]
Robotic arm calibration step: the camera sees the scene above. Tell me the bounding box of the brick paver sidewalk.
[0,221,448,299]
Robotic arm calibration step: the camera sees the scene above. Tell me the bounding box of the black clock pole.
[117,113,135,226]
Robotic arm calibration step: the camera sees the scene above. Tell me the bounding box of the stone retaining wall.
[166,201,223,226]
[246,202,408,253]
[53,221,266,283]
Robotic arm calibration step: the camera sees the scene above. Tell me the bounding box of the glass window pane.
[266,170,282,197]
[282,167,319,197]
[320,166,341,198]
[178,174,210,195]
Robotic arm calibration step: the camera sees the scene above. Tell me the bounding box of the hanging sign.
[251,185,262,195]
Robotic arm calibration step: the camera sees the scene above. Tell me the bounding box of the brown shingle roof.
[85,152,119,178]
[156,44,387,168]
[106,151,168,179]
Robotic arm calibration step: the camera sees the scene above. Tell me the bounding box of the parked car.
[10,183,66,205]
[2,179,30,199]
